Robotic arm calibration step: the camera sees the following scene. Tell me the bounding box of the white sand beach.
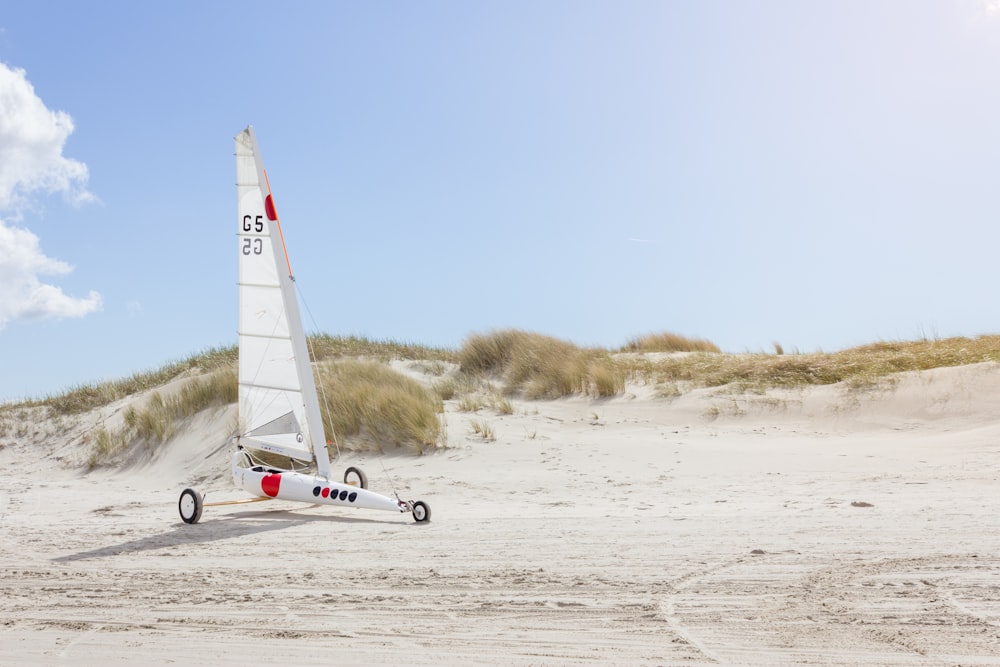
[2,361,1000,665]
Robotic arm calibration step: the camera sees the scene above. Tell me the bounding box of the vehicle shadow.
[53,505,407,562]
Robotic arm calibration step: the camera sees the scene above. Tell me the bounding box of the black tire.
[179,488,203,524]
[412,500,431,523]
[344,466,368,489]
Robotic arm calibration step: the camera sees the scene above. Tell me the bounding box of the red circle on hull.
[261,473,282,497]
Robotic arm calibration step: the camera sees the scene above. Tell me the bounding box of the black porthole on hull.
[348,492,357,502]
[312,486,321,497]
[339,490,348,501]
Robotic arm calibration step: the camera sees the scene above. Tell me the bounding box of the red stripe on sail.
[265,194,278,221]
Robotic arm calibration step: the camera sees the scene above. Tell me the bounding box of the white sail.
[235,126,331,479]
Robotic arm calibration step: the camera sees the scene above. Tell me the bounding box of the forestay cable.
[295,283,343,462]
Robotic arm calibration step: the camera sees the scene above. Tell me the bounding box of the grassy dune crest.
[13,331,1000,469]
[43,346,237,416]
[623,335,1000,393]
[88,367,237,467]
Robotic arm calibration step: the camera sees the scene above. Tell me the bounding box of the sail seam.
[237,331,295,342]
[238,380,301,393]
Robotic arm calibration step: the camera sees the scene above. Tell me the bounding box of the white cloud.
[0,63,94,212]
[0,62,101,328]
[0,222,101,327]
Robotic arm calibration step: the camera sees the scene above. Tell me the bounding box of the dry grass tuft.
[458,329,625,399]
[431,372,480,401]
[622,332,721,353]
[470,419,496,441]
[87,367,237,468]
[317,359,443,454]
[307,334,453,364]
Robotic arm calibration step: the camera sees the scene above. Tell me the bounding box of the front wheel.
[178,488,203,524]
[344,466,368,489]
[412,500,431,523]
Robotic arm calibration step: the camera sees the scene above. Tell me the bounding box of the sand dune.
[2,362,1000,665]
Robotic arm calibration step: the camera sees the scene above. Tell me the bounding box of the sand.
[2,361,1000,665]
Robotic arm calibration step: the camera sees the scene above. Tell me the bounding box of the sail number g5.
[242,214,264,255]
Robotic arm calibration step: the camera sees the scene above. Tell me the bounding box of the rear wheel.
[412,500,431,523]
[344,466,368,489]
[178,488,203,524]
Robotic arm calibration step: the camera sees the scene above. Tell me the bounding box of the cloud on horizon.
[0,62,101,329]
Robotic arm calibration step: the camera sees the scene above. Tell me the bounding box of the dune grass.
[19,329,1000,469]
[21,331,1000,420]
[316,359,443,454]
[14,336,450,418]
[626,335,1000,393]
[306,334,454,364]
[469,419,496,442]
[34,346,238,416]
[622,332,721,353]
[458,329,625,398]
[458,331,1000,398]
[87,367,237,467]
[455,387,514,415]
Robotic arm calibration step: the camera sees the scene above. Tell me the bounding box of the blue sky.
[2,1,1000,402]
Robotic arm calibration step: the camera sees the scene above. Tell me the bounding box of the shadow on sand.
[53,505,405,563]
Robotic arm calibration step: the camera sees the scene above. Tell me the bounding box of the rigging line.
[379,458,401,503]
[295,282,399,496]
[295,281,343,462]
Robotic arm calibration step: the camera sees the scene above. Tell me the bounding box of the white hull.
[231,452,405,514]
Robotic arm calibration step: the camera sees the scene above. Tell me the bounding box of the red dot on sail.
[265,194,278,221]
